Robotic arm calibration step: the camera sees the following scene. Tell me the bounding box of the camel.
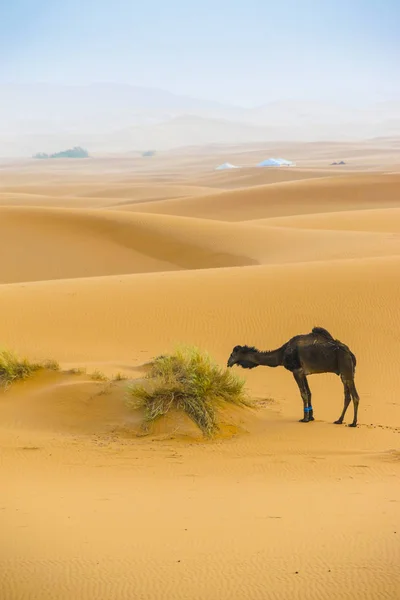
[227,327,359,427]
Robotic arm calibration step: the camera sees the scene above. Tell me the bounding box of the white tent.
[257,158,281,167]
[215,162,240,170]
[275,157,295,166]
[257,157,294,167]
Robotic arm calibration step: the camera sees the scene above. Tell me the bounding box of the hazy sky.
[1,0,399,107]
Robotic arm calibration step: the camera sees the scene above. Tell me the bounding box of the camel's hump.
[312,326,334,340]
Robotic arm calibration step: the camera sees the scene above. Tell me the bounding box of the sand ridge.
[250,206,400,232]
[3,204,400,283]
[121,172,400,220]
[1,150,400,599]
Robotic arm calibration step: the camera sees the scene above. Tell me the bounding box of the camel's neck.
[254,346,285,368]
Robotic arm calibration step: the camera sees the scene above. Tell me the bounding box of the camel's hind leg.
[334,381,351,425]
[348,380,360,427]
[335,378,359,427]
[293,370,314,423]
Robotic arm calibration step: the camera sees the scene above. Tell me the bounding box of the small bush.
[0,350,58,388]
[126,346,249,437]
[33,146,89,159]
[68,367,86,375]
[90,370,109,382]
[113,372,127,382]
[42,359,60,371]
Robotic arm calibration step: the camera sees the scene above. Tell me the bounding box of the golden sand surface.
[1,144,400,599]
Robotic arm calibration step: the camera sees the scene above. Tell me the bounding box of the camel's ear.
[232,345,242,352]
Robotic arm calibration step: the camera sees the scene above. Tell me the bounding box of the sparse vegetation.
[90,370,109,382]
[0,350,58,388]
[68,367,86,376]
[42,359,60,371]
[126,346,250,437]
[33,146,89,159]
[113,372,127,381]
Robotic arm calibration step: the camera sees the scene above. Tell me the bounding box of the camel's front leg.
[293,370,313,422]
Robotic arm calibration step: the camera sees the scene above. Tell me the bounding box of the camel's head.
[227,345,258,369]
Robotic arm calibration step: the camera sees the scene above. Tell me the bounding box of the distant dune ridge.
[1,143,400,600]
[1,84,400,155]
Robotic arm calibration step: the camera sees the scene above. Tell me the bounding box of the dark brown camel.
[227,327,359,427]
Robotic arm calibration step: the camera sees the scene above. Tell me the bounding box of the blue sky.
[1,0,399,106]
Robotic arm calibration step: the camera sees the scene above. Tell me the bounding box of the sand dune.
[1,151,400,600]
[80,183,214,201]
[122,173,400,221]
[0,206,261,282]
[250,206,400,232]
[1,255,399,420]
[0,207,180,281]
[0,183,213,205]
[3,205,400,283]
[0,182,110,197]
[188,166,338,188]
[0,184,213,209]
[0,192,122,209]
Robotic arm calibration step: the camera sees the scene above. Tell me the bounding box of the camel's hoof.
[309,416,315,421]
[334,420,343,425]
[348,423,357,428]
[299,418,310,423]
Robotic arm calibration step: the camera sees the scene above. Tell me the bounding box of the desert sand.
[1,143,400,599]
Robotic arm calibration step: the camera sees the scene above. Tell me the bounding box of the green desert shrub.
[33,146,89,159]
[126,346,250,436]
[0,350,59,387]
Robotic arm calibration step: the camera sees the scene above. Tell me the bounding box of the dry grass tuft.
[68,367,86,376]
[113,372,128,382]
[126,346,250,437]
[42,359,60,371]
[90,370,109,382]
[0,350,58,388]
